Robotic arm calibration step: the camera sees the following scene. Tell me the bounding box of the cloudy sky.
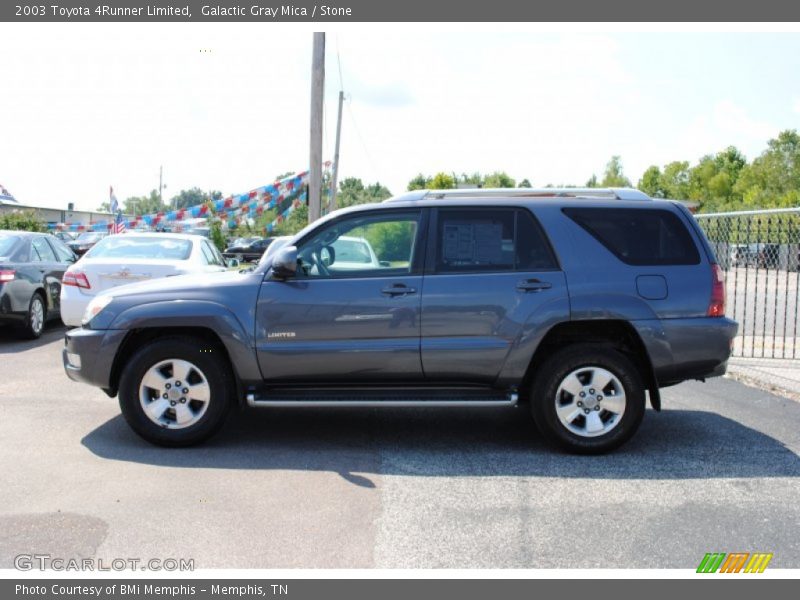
[1,24,799,211]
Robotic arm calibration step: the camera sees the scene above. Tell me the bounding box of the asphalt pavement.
[1,323,799,569]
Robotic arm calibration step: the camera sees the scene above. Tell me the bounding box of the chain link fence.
[696,208,800,359]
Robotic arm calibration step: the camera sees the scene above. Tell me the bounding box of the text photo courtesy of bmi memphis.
[1,0,800,594]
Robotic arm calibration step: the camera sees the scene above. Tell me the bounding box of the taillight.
[708,263,725,317]
[0,269,15,283]
[63,270,91,289]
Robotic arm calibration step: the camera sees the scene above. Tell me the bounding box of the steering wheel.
[309,247,331,277]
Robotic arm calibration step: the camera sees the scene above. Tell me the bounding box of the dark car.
[52,231,75,243]
[0,230,76,338]
[67,231,107,256]
[63,187,737,454]
[755,243,780,269]
[223,236,275,262]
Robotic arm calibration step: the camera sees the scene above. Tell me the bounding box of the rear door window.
[31,236,57,262]
[433,208,557,273]
[201,241,224,266]
[48,237,76,263]
[563,208,700,266]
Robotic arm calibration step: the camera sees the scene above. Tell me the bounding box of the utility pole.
[158,165,167,208]
[328,90,344,213]
[309,32,325,223]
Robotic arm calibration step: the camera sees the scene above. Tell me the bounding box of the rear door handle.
[517,279,552,292]
[381,283,417,296]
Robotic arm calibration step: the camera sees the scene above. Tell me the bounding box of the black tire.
[530,344,645,454]
[118,336,234,447]
[19,292,46,340]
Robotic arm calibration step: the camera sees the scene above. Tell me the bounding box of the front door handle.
[517,279,552,292]
[381,283,417,297]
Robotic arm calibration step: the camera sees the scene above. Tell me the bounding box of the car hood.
[98,269,247,298]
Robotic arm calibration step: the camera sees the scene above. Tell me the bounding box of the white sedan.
[60,233,232,327]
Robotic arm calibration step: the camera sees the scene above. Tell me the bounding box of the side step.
[246,390,519,408]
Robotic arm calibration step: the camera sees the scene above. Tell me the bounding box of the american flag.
[110,186,126,233]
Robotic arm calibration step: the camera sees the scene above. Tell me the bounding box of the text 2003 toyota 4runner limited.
[63,188,738,454]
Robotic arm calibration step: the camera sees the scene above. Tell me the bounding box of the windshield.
[85,236,193,260]
[0,235,21,257]
[75,232,104,243]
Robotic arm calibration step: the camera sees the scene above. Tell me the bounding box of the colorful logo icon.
[697,552,773,573]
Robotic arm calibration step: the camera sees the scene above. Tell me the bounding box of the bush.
[209,218,226,252]
[0,210,45,232]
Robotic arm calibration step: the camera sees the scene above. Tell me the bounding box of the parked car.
[63,187,738,453]
[184,227,210,238]
[223,237,275,262]
[326,236,382,270]
[67,231,107,256]
[52,231,75,243]
[0,230,76,338]
[223,236,260,257]
[60,233,234,327]
[728,244,751,268]
[755,243,780,269]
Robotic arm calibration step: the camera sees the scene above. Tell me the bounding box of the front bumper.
[62,327,127,391]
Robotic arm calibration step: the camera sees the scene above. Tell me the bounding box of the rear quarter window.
[563,207,700,266]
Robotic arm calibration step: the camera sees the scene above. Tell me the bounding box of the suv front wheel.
[530,344,645,454]
[118,336,233,447]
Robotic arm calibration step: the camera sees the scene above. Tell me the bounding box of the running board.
[246,391,519,408]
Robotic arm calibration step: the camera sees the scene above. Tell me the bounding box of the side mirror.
[226,258,240,269]
[271,246,298,279]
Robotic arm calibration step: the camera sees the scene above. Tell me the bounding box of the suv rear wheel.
[118,336,233,447]
[530,344,645,454]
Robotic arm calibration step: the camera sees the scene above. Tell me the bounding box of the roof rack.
[383,187,651,203]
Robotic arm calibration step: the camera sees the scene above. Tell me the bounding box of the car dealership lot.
[1,325,799,569]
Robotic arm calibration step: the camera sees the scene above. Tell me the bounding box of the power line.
[335,35,345,92]
[346,100,382,184]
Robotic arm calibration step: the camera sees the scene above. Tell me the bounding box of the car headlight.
[82,295,114,326]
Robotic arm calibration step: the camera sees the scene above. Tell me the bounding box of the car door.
[30,235,63,315]
[420,207,569,384]
[46,236,77,314]
[256,209,427,384]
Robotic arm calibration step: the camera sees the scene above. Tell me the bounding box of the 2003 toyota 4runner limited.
[63,188,738,453]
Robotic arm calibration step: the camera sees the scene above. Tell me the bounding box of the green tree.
[209,218,226,252]
[734,130,800,209]
[661,161,691,199]
[272,204,309,236]
[460,172,483,186]
[169,188,223,210]
[361,221,416,262]
[428,172,456,190]
[585,174,598,188]
[599,156,631,187]
[483,171,516,188]
[407,173,430,191]
[123,190,165,215]
[638,166,664,198]
[336,178,392,208]
[518,178,532,188]
[0,210,45,232]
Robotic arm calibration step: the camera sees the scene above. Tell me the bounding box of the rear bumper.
[59,286,91,327]
[62,327,127,390]
[634,317,738,386]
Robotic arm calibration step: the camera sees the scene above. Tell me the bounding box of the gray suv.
[63,188,738,453]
